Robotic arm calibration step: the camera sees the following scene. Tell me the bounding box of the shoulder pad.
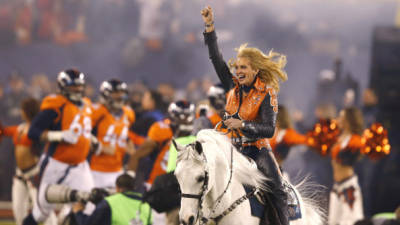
[40,94,68,111]
[91,103,108,122]
[82,97,92,106]
[148,119,173,141]
[91,103,107,113]
[123,106,135,123]
[154,119,171,130]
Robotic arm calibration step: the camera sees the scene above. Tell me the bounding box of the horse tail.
[290,176,327,225]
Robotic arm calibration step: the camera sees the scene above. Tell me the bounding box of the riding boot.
[255,147,289,225]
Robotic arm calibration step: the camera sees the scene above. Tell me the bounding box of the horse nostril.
[188,216,195,225]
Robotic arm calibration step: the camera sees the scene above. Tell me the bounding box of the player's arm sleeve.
[74,200,111,225]
[129,122,167,160]
[127,138,158,171]
[128,131,146,146]
[134,139,158,158]
[28,109,58,141]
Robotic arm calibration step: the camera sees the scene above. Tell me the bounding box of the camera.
[45,184,110,204]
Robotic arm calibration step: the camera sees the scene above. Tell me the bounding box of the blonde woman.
[329,107,364,225]
[201,6,290,225]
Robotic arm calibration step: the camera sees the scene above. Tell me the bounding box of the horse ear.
[172,139,183,152]
[194,141,203,155]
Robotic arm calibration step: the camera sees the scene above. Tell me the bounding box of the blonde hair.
[229,43,288,92]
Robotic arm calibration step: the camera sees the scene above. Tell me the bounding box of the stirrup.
[283,181,302,220]
[254,189,266,205]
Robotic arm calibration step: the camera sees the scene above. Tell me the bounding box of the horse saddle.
[243,185,264,219]
[245,181,302,221]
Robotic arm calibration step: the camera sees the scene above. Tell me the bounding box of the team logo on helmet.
[100,78,128,111]
[168,100,195,133]
[57,69,86,103]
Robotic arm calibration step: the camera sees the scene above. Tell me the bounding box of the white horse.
[174,129,325,225]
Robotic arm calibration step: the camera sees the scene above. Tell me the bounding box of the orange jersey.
[41,94,93,164]
[90,104,135,172]
[147,119,173,184]
[128,131,145,146]
[3,124,32,147]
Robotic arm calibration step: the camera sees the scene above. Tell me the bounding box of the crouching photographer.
[47,174,153,225]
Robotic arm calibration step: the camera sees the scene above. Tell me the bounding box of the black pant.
[240,146,289,225]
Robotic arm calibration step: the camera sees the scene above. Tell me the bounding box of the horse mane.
[177,143,203,162]
[196,129,269,191]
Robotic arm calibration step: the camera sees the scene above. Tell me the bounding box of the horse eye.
[196,176,205,183]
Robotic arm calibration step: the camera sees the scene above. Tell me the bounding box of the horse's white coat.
[175,129,325,225]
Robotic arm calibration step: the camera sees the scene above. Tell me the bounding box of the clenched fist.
[201,6,215,32]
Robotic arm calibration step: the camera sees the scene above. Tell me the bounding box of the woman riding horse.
[201,6,289,225]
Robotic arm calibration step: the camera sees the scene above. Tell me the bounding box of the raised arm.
[201,6,234,92]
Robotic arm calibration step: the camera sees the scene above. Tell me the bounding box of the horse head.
[174,139,214,225]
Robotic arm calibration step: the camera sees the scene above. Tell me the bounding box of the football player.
[127,100,195,185]
[23,69,96,225]
[192,84,224,134]
[90,79,136,189]
[206,84,225,126]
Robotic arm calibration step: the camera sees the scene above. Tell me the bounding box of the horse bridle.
[180,172,209,224]
[180,142,251,225]
[180,143,210,224]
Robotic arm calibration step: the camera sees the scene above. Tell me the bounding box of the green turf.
[0,221,45,225]
[0,221,15,225]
